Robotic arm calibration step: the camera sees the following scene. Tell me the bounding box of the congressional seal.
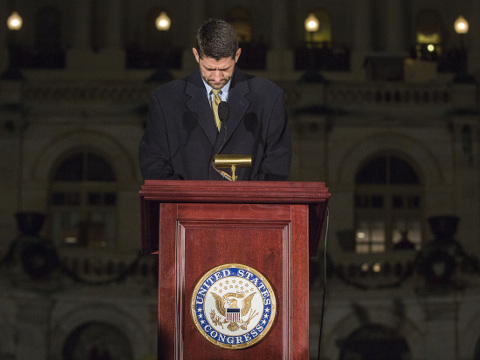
[191,263,276,349]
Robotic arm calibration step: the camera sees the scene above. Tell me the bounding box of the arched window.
[415,9,444,61]
[62,322,133,360]
[354,154,423,253]
[50,151,117,249]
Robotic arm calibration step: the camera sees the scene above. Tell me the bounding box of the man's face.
[193,48,241,90]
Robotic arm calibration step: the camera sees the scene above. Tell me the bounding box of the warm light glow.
[427,44,435,52]
[7,11,22,31]
[155,11,171,31]
[356,231,366,239]
[454,15,469,35]
[372,263,382,273]
[304,13,319,32]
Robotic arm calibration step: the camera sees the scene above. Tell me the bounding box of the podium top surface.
[140,180,330,204]
[139,180,330,255]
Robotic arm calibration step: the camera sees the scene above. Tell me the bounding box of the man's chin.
[210,83,225,89]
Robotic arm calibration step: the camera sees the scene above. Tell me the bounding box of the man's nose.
[212,70,222,81]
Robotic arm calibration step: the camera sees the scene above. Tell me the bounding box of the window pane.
[371,221,385,242]
[371,195,383,209]
[86,153,115,181]
[356,157,387,184]
[371,244,385,252]
[355,154,422,254]
[50,151,117,249]
[356,244,370,253]
[55,153,83,181]
[52,192,64,205]
[356,221,369,243]
[88,192,102,206]
[390,156,419,184]
[407,196,420,209]
[104,193,116,205]
[392,195,404,209]
[65,193,80,206]
[393,219,421,250]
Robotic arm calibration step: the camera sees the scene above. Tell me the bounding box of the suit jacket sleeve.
[138,88,183,180]
[255,88,291,181]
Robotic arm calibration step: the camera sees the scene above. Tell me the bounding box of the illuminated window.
[415,9,443,61]
[226,6,252,43]
[50,152,117,249]
[354,154,423,253]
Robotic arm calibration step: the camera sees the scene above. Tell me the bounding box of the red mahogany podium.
[140,180,329,360]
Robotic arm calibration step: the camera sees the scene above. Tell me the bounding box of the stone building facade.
[1,1,480,359]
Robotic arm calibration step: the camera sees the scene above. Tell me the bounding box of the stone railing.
[23,81,155,103]
[7,78,477,117]
[58,249,157,287]
[284,80,477,116]
[314,250,480,291]
[326,83,450,107]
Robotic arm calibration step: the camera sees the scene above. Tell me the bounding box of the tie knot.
[212,89,221,96]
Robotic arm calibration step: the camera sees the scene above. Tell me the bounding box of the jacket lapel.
[185,70,218,146]
[184,68,251,149]
[224,68,250,144]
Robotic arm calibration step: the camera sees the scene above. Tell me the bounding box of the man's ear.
[234,48,242,63]
[192,48,200,63]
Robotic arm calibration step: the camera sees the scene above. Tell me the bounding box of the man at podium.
[139,18,291,181]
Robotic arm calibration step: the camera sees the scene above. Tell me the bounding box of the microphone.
[218,101,229,125]
[211,101,252,181]
[217,101,229,150]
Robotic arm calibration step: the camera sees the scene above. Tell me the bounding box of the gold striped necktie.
[211,89,222,131]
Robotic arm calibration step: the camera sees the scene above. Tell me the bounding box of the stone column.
[104,0,123,50]
[67,0,125,73]
[266,0,294,78]
[0,2,9,72]
[14,295,53,360]
[71,0,91,51]
[66,0,93,70]
[423,296,458,360]
[385,0,406,54]
[351,0,372,77]
[467,2,480,76]
[99,0,125,70]
[182,0,206,71]
[451,113,480,255]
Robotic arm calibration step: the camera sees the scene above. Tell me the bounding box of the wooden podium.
[140,180,329,359]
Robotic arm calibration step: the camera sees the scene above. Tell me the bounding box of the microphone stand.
[210,101,252,181]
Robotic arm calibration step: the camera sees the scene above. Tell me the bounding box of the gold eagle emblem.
[210,291,258,331]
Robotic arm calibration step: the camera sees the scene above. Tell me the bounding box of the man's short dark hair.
[195,18,238,60]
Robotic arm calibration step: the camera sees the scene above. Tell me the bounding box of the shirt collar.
[202,78,231,102]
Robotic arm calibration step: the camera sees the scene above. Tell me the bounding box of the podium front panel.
[157,202,310,360]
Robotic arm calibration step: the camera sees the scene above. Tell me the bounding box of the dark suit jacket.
[139,67,291,180]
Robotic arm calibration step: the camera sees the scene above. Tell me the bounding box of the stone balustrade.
[58,249,157,286]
